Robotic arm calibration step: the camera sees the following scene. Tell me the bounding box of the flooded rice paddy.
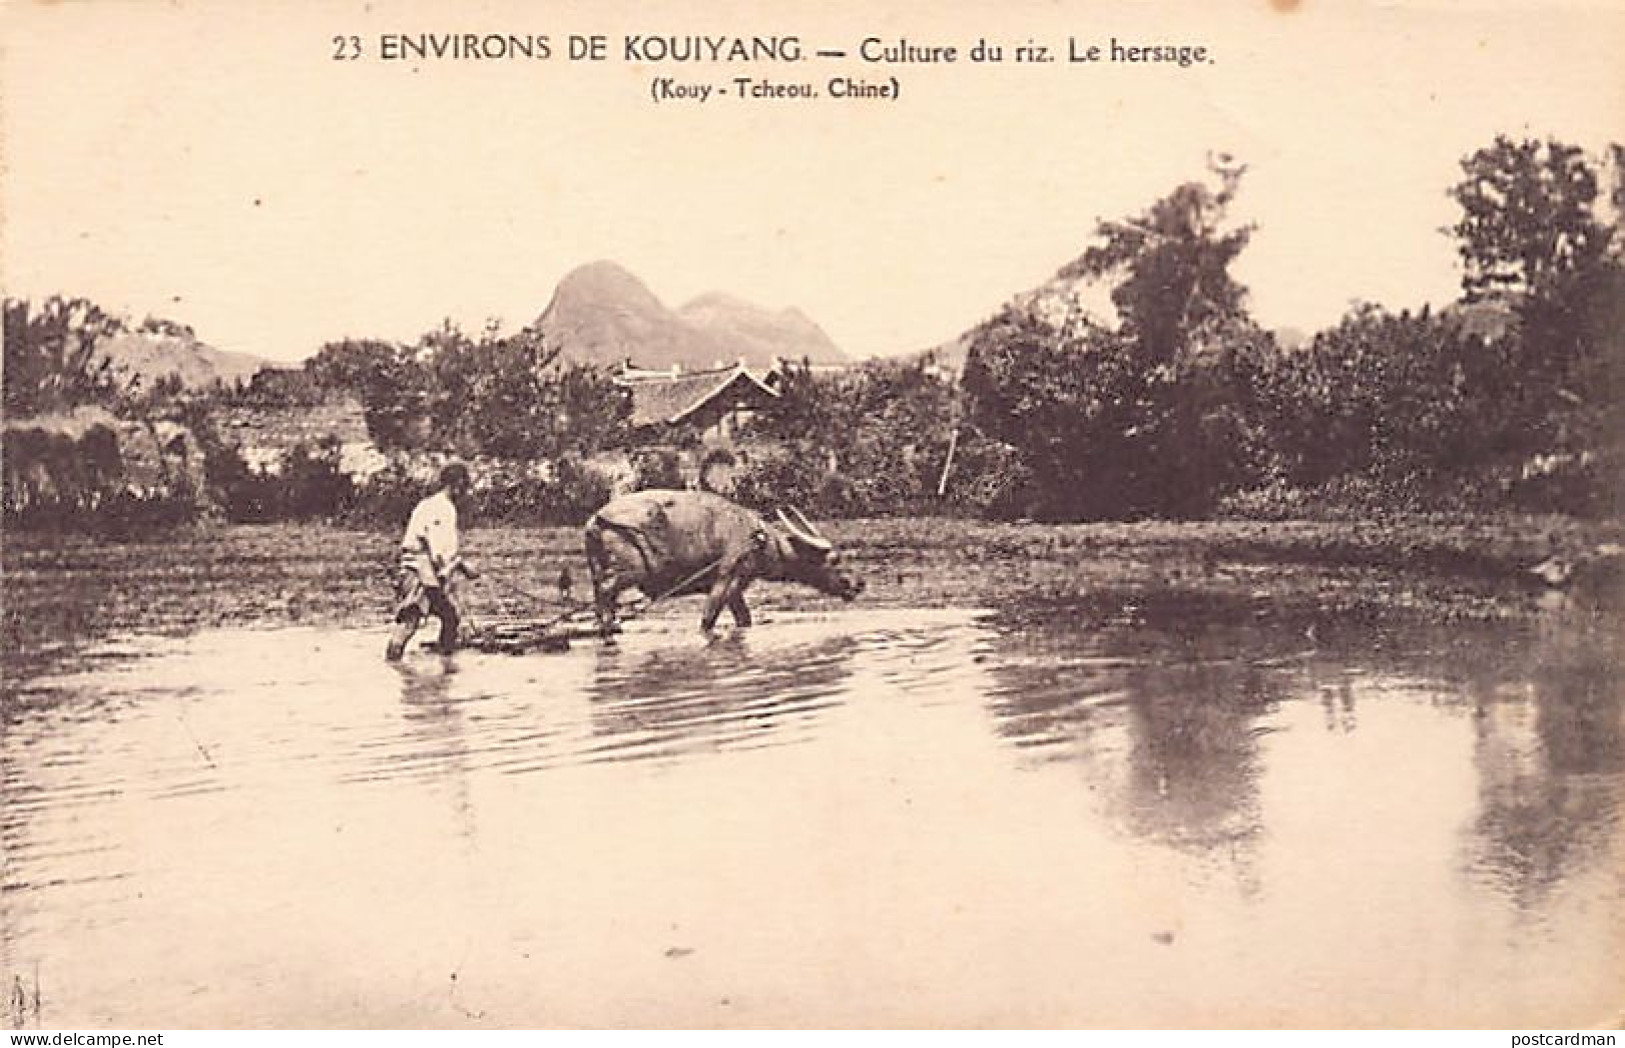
[1,523,1621,1027]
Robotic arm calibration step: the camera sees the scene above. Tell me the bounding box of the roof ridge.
[669,368,780,424]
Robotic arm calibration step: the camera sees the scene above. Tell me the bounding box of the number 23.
[332,35,362,60]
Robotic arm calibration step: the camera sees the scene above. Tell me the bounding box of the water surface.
[2,598,1620,1027]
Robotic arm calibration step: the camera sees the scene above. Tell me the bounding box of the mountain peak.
[533,262,846,369]
[546,261,664,313]
[556,259,648,289]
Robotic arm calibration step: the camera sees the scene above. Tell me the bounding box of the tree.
[304,338,402,399]
[115,372,189,422]
[758,360,859,448]
[423,324,631,460]
[748,358,957,515]
[1252,304,1512,492]
[1059,155,1255,369]
[3,296,126,416]
[1444,136,1625,512]
[1449,136,1611,305]
[962,160,1267,519]
[212,367,322,409]
[541,356,634,458]
[338,321,631,460]
[961,303,1118,517]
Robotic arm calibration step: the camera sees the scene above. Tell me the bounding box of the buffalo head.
[775,507,864,601]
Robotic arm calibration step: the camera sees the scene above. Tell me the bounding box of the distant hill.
[901,263,1125,377]
[96,326,269,392]
[530,261,846,370]
[676,292,842,367]
[911,329,976,376]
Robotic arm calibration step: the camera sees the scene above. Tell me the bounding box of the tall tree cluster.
[6,133,1622,525]
[963,157,1268,519]
[303,323,632,462]
[958,138,1623,519]
[3,296,124,417]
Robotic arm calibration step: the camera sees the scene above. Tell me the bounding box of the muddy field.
[4,515,1619,680]
[2,517,1623,1028]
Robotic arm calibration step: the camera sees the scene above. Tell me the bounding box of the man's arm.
[423,508,479,581]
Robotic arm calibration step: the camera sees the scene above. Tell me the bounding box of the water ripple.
[1,603,1620,1027]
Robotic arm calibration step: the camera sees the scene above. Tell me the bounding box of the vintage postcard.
[3,0,1622,1031]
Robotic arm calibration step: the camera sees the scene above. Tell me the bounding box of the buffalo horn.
[777,507,832,551]
[785,505,829,542]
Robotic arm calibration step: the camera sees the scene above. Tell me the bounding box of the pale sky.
[3,0,1622,363]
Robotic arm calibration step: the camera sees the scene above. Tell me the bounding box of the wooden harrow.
[457,617,588,655]
[430,556,723,657]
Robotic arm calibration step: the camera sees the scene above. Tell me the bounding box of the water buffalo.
[582,489,862,634]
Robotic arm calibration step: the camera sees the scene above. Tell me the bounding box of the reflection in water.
[979,594,1291,878]
[1114,658,1278,882]
[1320,678,1359,735]
[583,632,854,764]
[978,591,1625,914]
[389,658,478,843]
[0,602,1620,1027]
[1467,619,1624,907]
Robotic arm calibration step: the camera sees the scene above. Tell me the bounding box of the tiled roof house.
[614,361,782,443]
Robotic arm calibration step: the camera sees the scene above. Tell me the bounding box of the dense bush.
[1247,306,1507,491]
[1224,138,1624,519]
[341,463,431,527]
[303,324,632,461]
[461,457,610,526]
[955,141,1625,522]
[278,439,357,519]
[629,447,686,492]
[216,367,326,408]
[10,134,1623,531]
[334,455,615,528]
[730,444,832,515]
[939,437,1033,519]
[959,295,1268,522]
[739,357,959,516]
[212,438,356,523]
[3,415,211,535]
[530,457,616,525]
[960,161,1272,521]
[2,488,201,536]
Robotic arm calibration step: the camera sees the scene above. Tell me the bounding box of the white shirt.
[400,489,460,576]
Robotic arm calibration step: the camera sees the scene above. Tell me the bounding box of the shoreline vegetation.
[4,515,1619,691]
[4,135,1623,686]
[6,135,1625,539]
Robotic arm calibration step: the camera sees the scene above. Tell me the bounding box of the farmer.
[386,462,480,660]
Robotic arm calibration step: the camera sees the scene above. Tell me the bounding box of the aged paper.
[2,0,1623,1031]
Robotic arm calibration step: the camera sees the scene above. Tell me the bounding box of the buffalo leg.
[584,522,625,637]
[701,575,742,633]
[592,576,625,637]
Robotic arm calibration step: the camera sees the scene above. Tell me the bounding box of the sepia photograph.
[2,0,1622,1031]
